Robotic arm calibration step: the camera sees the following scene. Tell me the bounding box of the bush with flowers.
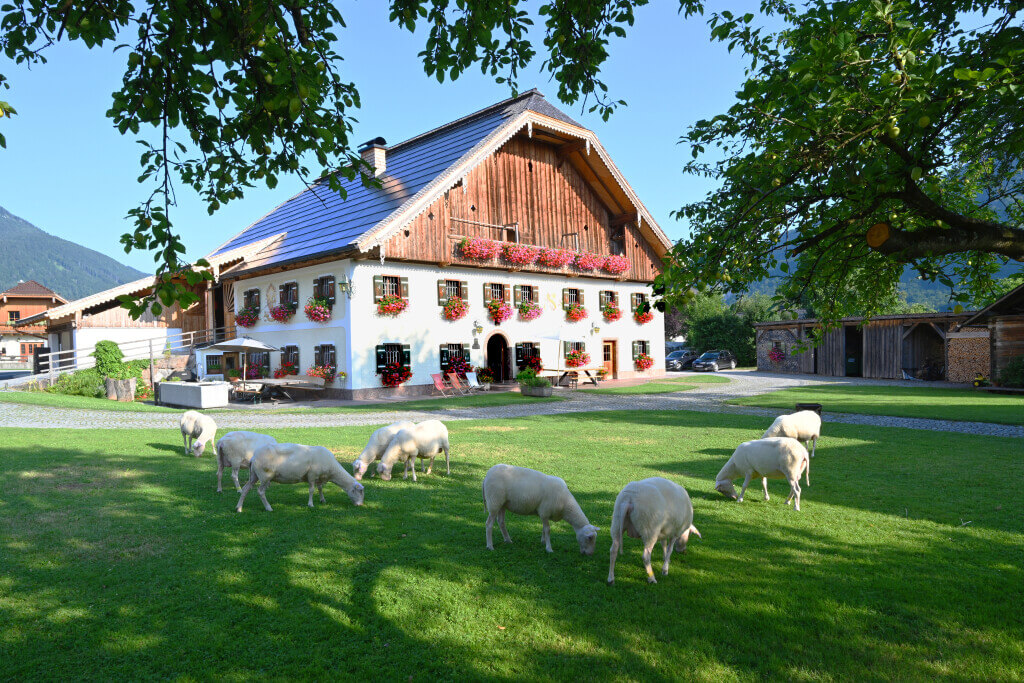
[634,309,654,324]
[601,302,622,322]
[603,254,631,275]
[246,365,269,380]
[574,252,604,271]
[768,346,786,364]
[377,295,408,316]
[474,366,495,384]
[459,237,501,260]
[565,303,588,322]
[308,365,344,383]
[236,304,260,328]
[274,360,299,378]
[448,354,472,376]
[304,296,332,323]
[635,353,654,371]
[519,355,543,373]
[537,247,575,268]
[380,362,412,387]
[518,301,542,321]
[442,296,469,321]
[502,243,539,266]
[565,349,590,367]
[269,302,297,323]
[487,299,513,324]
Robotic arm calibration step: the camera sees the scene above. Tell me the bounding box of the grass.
[730,383,1024,425]
[1,413,1022,679]
[0,390,180,413]
[586,382,698,395]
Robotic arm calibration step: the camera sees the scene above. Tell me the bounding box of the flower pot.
[481,383,491,391]
[521,385,553,397]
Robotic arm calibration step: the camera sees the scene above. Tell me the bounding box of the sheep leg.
[443,442,450,475]
[409,457,418,482]
[786,478,802,511]
[738,473,753,502]
[811,435,817,459]
[662,538,677,576]
[642,539,659,584]
[236,477,255,513]
[256,483,273,512]
[542,520,553,553]
[317,482,326,504]
[307,481,317,508]
[183,433,189,456]
[498,510,512,543]
[485,512,496,550]
[232,468,242,493]
[216,460,225,493]
[425,455,433,476]
[762,477,770,502]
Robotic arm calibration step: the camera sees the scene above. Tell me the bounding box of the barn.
[957,281,1024,382]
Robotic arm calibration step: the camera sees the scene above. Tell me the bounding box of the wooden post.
[149,339,158,406]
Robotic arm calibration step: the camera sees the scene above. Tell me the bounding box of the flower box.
[380,363,412,387]
[565,304,588,322]
[502,243,540,266]
[377,295,408,316]
[634,310,654,325]
[236,305,260,328]
[602,304,622,322]
[518,301,542,321]
[574,252,604,271]
[304,297,332,323]
[635,353,654,371]
[308,364,343,383]
[565,350,590,367]
[768,347,785,364]
[521,385,553,397]
[459,237,501,260]
[274,361,299,379]
[603,255,631,275]
[269,303,297,323]
[487,300,513,324]
[537,247,575,268]
[443,297,469,321]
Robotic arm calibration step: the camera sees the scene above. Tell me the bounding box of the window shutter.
[375,345,387,372]
[314,345,323,367]
[279,284,286,306]
[630,293,638,312]
[562,288,570,310]
[439,345,450,371]
[632,341,640,359]
[328,346,336,367]
[503,284,511,303]
[437,280,447,305]
[563,341,570,357]
[373,276,383,303]
[313,278,322,300]
[460,281,469,301]
[483,283,493,304]
[578,290,584,306]
[513,285,522,305]
[400,277,410,301]
[402,344,411,369]
[461,344,470,361]
[599,291,607,307]
[515,343,523,366]
[324,276,336,305]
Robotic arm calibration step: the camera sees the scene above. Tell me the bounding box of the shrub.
[516,368,551,388]
[999,356,1024,388]
[475,366,495,383]
[47,368,104,398]
[92,340,124,378]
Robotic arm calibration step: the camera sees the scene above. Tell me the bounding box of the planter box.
[158,381,231,409]
[520,385,553,397]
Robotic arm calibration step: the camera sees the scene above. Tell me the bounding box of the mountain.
[0,205,146,301]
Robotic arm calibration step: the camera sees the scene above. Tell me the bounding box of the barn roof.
[754,310,980,328]
[210,90,670,275]
[959,281,1024,327]
[1,280,66,302]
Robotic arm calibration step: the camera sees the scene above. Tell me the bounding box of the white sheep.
[236,442,365,512]
[715,437,810,511]
[607,477,700,585]
[482,464,600,554]
[763,410,821,458]
[180,410,217,457]
[352,421,415,480]
[375,420,450,482]
[215,431,277,493]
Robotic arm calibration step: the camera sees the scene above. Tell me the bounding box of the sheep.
[482,464,600,555]
[375,420,450,482]
[215,431,277,493]
[180,410,217,457]
[763,410,822,458]
[351,421,415,480]
[607,477,700,585]
[715,437,810,511]
[236,442,365,512]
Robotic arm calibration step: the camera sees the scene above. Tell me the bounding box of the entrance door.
[486,335,509,383]
[602,340,617,378]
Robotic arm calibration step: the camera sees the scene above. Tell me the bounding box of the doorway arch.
[486,333,510,383]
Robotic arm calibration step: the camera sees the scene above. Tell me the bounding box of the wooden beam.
[610,214,634,227]
[902,322,920,340]
[928,322,946,340]
[557,140,588,157]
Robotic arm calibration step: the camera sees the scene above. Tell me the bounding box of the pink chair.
[447,373,471,395]
[431,373,455,397]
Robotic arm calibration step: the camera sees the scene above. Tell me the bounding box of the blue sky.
[0,1,760,272]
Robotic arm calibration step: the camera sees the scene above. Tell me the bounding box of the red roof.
[2,280,67,301]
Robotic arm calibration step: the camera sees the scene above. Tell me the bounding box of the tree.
[662,0,1024,325]
[0,0,699,315]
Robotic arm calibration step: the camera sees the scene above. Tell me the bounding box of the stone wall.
[756,327,805,374]
[946,328,990,383]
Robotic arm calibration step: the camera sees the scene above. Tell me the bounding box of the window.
[7,310,20,323]
[246,351,271,379]
[313,275,336,307]
[514,285,538,305]
[599,290,618,307]
[373,275,409,302]
[242,289,260,311]
[482,282,510,304]
[772,341,783,351]
[314,343,336,369]
[280,345,299,374]
[515,342,541,368]
[630,292,650,313]
[610,229,626,256]
[563,341,586,357]
[439,343,470,371]
[437,279,468,305]
[633,340,651,358]
[561,287,584,309]
[279,282,299,309]
[206,355,223,374]
[375,343,411,373]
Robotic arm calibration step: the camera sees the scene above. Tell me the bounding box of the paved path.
[2,370,1021,438]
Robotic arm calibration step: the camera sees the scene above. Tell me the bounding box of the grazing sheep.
[180,410,217,457]
[763,410,821,458]
[715,437,809,511]
[482,464,600,555]
[236,443,365,512]
[215,431,277,493]
[607,477,700,585]
[352,421,415,480]
[375,420,450,482]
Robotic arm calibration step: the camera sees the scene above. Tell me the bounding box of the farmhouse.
[0,280,66,359]
[755,312,990,383]
[209,90,669,398]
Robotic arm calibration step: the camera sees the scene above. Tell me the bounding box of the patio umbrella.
[206,337,279,384]
[539,329,588,372]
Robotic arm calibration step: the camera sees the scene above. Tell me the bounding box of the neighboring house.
[957,280,1024,381]
[0,280,67,359]
[209,90,669,398]
[754,312,989,383]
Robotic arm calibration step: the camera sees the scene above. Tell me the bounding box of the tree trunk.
[105,378,137,402]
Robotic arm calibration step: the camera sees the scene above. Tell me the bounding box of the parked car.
[690,350,737,372]
[666,349,698,371]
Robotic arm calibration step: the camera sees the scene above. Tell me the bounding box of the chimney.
[359,137,387,177]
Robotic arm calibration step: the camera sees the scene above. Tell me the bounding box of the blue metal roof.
[212,90,582,272]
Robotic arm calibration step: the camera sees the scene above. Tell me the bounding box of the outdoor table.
[541,367,602,387]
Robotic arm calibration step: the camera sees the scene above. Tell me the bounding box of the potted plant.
[377,294,408,317]
[443,296,469,321]
[304,296,332,323]
[565,349,590,368]
[458,237,502,260]
[475,366,494,390]
[596,367,609,381]
[486,299,513,324]
[235,304,260,328]
[517,368,553,397]
[274,360,298,378]
[518,300,542,321]
[269,302,297,323]
[601,302,622,322]
[635,352,654,371]
[380,363,412,387]
[768,346,785,364]
[565,303,588,322]
[226,369,242,383]
[308,365,343,383]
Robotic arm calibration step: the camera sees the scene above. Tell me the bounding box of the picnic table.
[230,376,326,403]
[541,367,603,387]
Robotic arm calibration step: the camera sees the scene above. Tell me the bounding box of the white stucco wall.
[231,257,664,391]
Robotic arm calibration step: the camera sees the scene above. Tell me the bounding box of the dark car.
[690,350,737,372]
[666,349,698,371]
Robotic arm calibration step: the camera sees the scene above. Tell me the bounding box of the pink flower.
[502,243,540,266]
[575,252,604,271]
[459,238,501,260]
[487,300,513,324]
[377,295,408,317]
[566,304,588,322]
[603,255,630,275]
[537,247,575,268]
[565,350,590,367]
[635,353,654,371]
[518,301,542,321]
[634,310,654,325]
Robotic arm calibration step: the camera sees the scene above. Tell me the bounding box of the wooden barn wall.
[862,320,902,378]
[80,304,182,329]
[901,324,945,373]
[991,315,1024,378]
[817,328,845,376]
[384,135,662,281]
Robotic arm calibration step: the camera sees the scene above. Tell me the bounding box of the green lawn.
[586,382,698,395]
[2,412,1021,679]
[730,383,1024,425]
[0,390,180,412]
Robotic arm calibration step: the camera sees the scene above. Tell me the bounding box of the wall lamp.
[590,322,601,335]
[338,276,353,299]
[472,320,484,349]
